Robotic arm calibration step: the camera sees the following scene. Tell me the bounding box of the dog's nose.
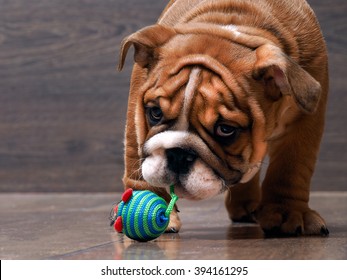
[166,148,197,175]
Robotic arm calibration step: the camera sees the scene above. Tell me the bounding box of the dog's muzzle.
[141,131,253,199]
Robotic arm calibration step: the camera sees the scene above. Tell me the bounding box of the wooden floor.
[0,192,346,260]
[0,0,346,192]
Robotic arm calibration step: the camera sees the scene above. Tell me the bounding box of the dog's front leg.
[225,172,261,223]
[255,115,328,236]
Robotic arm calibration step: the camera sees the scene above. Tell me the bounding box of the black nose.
[166,148,197,175]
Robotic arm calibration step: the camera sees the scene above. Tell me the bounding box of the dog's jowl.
[119,0,329,236]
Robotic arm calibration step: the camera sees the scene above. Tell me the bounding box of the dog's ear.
[118,24,176,71]
[252,44,321,114]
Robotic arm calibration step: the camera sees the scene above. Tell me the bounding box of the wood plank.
[0,0,345,191]
[0,0,167,191]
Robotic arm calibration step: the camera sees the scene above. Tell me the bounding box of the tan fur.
[119,0,329,236]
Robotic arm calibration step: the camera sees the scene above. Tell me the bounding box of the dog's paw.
[226,199,258,223]
[224,184,260,223]
[165,210,181,233]
[255,203,329,237]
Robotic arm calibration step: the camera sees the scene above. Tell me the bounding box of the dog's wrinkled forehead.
[142,64,250,131]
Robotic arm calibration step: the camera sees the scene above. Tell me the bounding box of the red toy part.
[122,188,133,203]
[114,216,123,232]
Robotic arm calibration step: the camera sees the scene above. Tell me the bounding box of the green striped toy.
[110,185,178,242]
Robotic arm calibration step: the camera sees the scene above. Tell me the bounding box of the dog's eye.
[147,106,163,125]
[215,124,237,137]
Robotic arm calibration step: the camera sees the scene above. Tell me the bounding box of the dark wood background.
[0,0,346,192]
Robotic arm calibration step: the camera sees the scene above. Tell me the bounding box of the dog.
[118,0,329,236]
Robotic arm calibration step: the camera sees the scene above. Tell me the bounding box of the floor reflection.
[111,224,265,260]
[112,233,182,260]
[226,223,264,239]
[56,222,345,260]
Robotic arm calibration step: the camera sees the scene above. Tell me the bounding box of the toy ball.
[110,185,178,242]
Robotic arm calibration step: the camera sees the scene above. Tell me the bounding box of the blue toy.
[110,185,178,242]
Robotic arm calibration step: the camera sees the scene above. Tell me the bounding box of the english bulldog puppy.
[118,0,329,236]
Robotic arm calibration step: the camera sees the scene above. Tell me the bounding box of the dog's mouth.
[141,131,245,200]
[170,163,243,200]
[141,154,224,200]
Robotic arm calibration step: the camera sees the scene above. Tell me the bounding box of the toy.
[110,185,178,242]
